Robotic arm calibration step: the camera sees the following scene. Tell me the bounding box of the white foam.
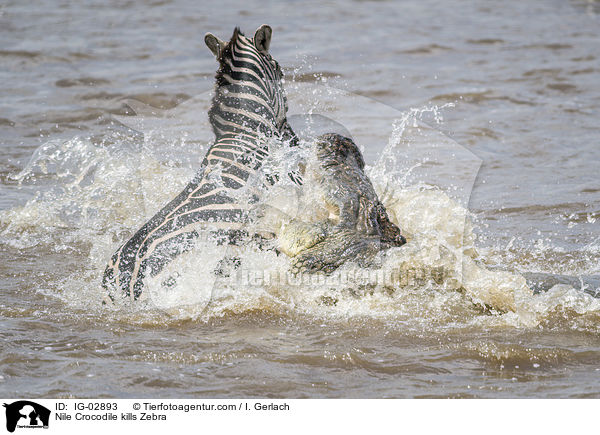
[1,108,598,331]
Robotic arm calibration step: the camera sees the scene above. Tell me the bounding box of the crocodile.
[272,133,407,273]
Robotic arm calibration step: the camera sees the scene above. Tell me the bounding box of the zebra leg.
[101,253,120,304]
[102,169,208,301]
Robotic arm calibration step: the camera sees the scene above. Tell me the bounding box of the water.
[1,0,599,398]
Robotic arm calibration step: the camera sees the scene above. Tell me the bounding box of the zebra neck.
[212,132,267,150]
[202,132,270,183]
[209,87,280,141]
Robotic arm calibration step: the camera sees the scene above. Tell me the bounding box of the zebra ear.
[254,24,272,54]
[205,33,225,58]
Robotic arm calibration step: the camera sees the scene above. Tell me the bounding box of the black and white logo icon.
[3,401,50,433]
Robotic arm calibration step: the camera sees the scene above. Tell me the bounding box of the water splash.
[1,87,598,332]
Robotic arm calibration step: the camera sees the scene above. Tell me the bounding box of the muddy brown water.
[1,0,599,398]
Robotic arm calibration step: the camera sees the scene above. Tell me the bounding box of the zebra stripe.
[102,26,297,302]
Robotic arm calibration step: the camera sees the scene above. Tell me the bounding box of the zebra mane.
[210,26,249,108]
[209,27,244,138]
[213,27,243,86]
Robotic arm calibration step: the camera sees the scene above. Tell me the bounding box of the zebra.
[102,25,298,302]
